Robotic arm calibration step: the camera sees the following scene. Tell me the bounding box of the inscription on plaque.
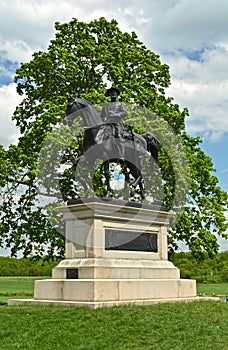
[66,268,79,279]
[105,229,158,252]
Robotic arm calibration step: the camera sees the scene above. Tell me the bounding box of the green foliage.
[0,17,227,258]
[0,256,60,276]
[1,252,227,282]
[170,251,228,282]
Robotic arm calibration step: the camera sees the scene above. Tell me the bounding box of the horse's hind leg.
[130,176,145,201]
[139,179,145,201]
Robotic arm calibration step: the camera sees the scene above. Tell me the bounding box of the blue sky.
[0,0,227,252]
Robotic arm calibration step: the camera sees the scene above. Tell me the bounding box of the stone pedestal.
[9,199,199,308]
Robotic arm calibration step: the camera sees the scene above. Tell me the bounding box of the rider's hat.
[106,86,121,96]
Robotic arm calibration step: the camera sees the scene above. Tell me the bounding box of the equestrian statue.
[63,86,158,201]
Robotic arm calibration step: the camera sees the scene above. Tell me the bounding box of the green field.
[0,301,227,349]
[197,283,228,299]
[0,277,47,304]
[0,278,228,349]
[1,277,228,303]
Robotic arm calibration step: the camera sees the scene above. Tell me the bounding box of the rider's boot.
[118,139,125,162]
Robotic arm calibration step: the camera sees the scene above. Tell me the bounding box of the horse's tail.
[142,132,158,161]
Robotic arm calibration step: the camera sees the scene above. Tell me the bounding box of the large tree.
[0,17,227,259]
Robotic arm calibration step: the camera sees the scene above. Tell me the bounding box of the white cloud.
[0,1,82,57]
[0,0,140,63]
[163,43,228,138]
[0,36,33,64]
[168,78,228,137]
[0,84,21,147]
[140,0,228,51]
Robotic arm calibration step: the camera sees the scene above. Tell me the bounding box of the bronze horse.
[63,96,158,201]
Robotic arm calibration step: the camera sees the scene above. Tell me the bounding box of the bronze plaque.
[105,229,158,252]
[66,268,78,279]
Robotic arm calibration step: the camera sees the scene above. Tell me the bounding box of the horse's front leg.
[139,178,145,201]
[121,164,131,200]
[130,173,141,195]
[74,156,89,192]
[103,160,112,197]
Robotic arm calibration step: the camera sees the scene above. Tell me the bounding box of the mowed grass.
[197,283,228,298]
[0,278,228,349]
[0,301,227,350]
[0,277,48,304]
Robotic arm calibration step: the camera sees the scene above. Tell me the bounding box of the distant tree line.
[170,251,228,283]
[0,256,61,276]
[0,252,227,282]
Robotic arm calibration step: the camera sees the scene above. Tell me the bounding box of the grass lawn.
[0,277,36,295]
[0,278,228,349]
[0,277,48,304]
[197,283,228,299]
[0,301,227,350]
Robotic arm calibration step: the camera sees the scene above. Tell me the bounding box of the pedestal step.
[52,258,180,279]
[34,278,196,303]
[9,296,220,309]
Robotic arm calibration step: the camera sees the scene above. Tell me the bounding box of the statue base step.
[33,277,196,301]
[8,277,199,309]
[52,258,181,279]
[9,296,219,309]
